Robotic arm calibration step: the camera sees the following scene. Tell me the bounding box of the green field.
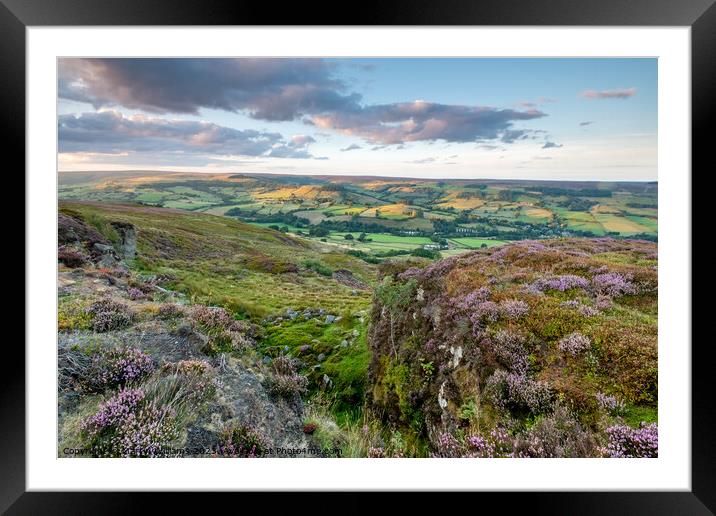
[59,172,657,258]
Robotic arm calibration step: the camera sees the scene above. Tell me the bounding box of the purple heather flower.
[596,392,626,415]
[500,299,530,319]
[558,332,591,356]
[591,272,637,297]
[605,423,658,458]
[531,275,590,293]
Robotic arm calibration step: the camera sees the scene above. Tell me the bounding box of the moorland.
[57,171,658,458]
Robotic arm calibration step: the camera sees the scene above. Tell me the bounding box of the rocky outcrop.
[332,269,369,290]
[366,238,658,454]
[111,222,137,259]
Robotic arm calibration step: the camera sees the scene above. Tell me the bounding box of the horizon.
[57,168,659,184]
[58,58,657,181]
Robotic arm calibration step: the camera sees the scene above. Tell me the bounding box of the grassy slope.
[60,201,376,318]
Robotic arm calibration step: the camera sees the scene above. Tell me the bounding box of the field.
[57,184,659,459]
[59,172,657,262]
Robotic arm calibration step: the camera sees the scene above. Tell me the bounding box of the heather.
[85,298,135,332]
[57,200,657,459]
[215,423,270,457]
[71,359,216,457]
[367,238,657,457]
[604,423,658,458]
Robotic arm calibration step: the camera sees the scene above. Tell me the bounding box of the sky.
[57,58,657,181]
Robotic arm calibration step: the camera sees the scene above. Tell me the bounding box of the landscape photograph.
[57,57,658,458]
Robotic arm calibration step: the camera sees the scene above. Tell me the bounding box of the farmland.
[59,171,657,261]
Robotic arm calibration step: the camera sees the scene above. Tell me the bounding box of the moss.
[621,404,658,428]
[58,296,93,331]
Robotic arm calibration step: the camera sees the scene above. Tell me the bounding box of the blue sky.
[58,58,657,180]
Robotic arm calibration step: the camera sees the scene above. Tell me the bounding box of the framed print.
[5,0,713,512]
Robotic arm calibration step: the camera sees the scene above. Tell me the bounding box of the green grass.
[621,404,658,428]
[449,237,508,249]
[61,201,375,319]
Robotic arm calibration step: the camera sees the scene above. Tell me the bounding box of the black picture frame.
[4,0,711,512]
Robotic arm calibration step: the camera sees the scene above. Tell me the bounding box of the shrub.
[500,299,530,319]
[58,246,88,268]
[302,259,333,277]
[215,423,269,457]
[485,369,553,415]
[558,332,591,356]
[85,298,134,332]
[560,300,599,317]
[367,447,385,457]
[595,392,626,415]
[491,330,529,374]
[264,356,308,400]
[158,303,184,320]
[58,298,93,331]
[532,275,589,292]
[592,272,637,297]
[91,346,156,390]
[605,422,658,458]
[511,404,599,458]
[188,305,257,353]
[80,387,178,457]
[126,287,146,300]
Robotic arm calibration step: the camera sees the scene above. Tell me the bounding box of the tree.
[358,232,367,242]
[344,233,354,240]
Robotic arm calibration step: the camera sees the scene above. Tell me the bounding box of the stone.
[93,242,115,253]
[325,315,336,324]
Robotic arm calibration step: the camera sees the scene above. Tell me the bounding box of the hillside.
[60,201,375,317]
[366,238,658,457]
[58,172,658,262]
[57,202,380,457]
[56,202,658,458]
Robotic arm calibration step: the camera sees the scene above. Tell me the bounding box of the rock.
[340,340,349,348]
[317,353,326,362]
[351,329,359,337]
[351,289,358,296]
[262,356,272,365]
[325,315,336,324]
[111,222,137,259]
[97,254,119,268]
[175,324,210,354]
[298,345,311,354]
[93,242,115,253]
[331,269,368,290]
[334,316,342,323]
[286,309,299,320]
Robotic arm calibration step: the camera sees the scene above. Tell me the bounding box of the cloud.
[579,121,595,126]
[500,129,532,143]
[289,134,316,147]
[58,111,317,159]
[58,58,362,121]
[581,87,637,100]
[542,141,563,149]
[405,157,436,164]
[311,101,546,145]
[516,97,557,109]
[58,58,549,147]
[340,144,362,152]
